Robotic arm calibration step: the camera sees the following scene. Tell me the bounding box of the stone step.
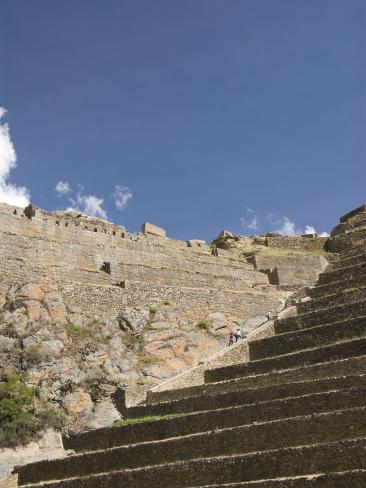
[63,375,366,455]
[205,337,366,383]
[146,355,366,405]
[318,262,366,285]
[249,317,366,361]
[20,389,366,485]
[274,300,366,335]
[298,286,366,315]
[119,369,366,420]
[22,438,366,488]
[309,275,366,299]
[336,243,366,259]
[330,251,366,270]
[195,470,366,487]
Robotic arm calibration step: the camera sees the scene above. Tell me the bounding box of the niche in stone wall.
[100,262,111,275]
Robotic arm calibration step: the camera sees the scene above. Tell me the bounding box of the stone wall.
[265,235,327,252]
[0,203,282,321]
[249,255,328,287]
[0,475,17,488]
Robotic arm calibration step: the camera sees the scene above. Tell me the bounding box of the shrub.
[149,307,157,315]
[0,373,64,448]
[23,342,47,365]
[141,355,162,366]
[196,321,209,330]
[163,301,171,306]
[67,323,80,334]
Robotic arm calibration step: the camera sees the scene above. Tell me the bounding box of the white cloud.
[305,225,329,237]
[112,185,132,210]
[0,108,30,206]
[240,208,259,233]
[55,181,71,196]
[273,216,298,236]
[304,225,316,235]
[69,187,108,219]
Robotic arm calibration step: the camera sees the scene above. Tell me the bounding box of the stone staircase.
[14,241,366,486]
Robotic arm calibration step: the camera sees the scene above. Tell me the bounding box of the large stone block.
[141,222,166,237]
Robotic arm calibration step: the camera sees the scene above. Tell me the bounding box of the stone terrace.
[12,205,366,486]
[0,203,283,321]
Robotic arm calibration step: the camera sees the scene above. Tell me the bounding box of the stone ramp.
[145,354,366,404]
[14,215,366,486]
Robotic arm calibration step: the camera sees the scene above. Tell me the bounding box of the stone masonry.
[9,204,366,486]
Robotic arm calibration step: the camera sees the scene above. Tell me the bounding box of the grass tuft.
[113,413,185,427]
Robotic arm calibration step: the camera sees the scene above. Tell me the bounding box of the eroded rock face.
[117,307,150,333]
[1,282,269,434]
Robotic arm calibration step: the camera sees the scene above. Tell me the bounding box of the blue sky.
[1,0,365,240]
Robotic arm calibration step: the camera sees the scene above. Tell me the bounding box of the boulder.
[89,401,121,429]
[45,300,68,324]
[42,340,65,359]
[24,300,42,322]
[18,283,45,302]
[62,390,93,415]
[187,239,206,247]
[0,336,16,353]
[117,307,150,333]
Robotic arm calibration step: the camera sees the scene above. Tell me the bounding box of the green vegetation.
[196,321,209,330]
[0,373,64,448]
[126,331,144,345]
[113,412,185,427]
[23,342,47,365]
[149,306,157,315]
[67,323,80,334]
[163,301,171,306]
[140,354,162,366]
[67,323,93,337]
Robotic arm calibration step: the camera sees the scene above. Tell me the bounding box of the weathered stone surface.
[141,222,166,237]
[243,315,268,333]
[89,401,121,429]
[0,430,65,480]
[24,300,42,321]
[187,239,206,247]
[62,391,93,415]
[18,283,45,302]
[277,306,297,320]
[45,299,68,324]
[117,307,150,333]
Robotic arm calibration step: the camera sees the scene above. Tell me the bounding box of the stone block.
[340,204,366,223]
[141,222,166,237]
[187,239,206,247]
